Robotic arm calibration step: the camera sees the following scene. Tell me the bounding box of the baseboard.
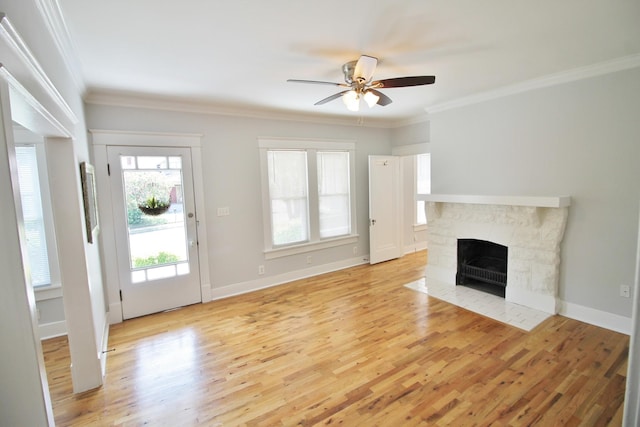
[201,282,212,302]
[558,300,631,335]
[39,320,67,340]
[98,317,110,377]
[108,302,123,324]
[404,242,428,255]
[210,256,369,301]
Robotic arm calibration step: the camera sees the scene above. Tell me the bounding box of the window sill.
[35,284,63,302]
[413,224,428,232]
[264,234,359,260]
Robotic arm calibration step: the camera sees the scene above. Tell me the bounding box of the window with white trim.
[14,144,60,287]
[259,139,357,257]
[415,153,431,225]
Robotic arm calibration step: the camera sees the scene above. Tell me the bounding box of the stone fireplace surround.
[423,195,571,314]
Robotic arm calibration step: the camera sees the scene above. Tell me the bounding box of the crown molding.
[425,54,640,114]
[388,113,430,128]
[84,90,405,129]
[34,0,86,95]
[0,14,77,133]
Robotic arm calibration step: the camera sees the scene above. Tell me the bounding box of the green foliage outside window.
[133,251,180,268]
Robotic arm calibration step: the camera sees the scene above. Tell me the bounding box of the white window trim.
[259,138,358,259]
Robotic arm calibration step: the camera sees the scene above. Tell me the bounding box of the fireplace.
[457,239,507,298]
[422,194,570,314]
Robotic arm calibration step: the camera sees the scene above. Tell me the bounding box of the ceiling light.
[363,91,380,108]
[342,90,360,112]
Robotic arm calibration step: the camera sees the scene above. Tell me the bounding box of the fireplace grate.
[458,258,507,287]
[457,239,508,298]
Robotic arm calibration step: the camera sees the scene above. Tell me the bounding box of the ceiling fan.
[287,55,435,111]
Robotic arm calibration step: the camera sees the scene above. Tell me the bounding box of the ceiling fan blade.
[372,75,436,88]
[353,55,378,82]
[314,90,349,105]
[287,79,348,87]
[368,89,392,106]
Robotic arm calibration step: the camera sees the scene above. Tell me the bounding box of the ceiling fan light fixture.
[288,55,435,111]
[363,90,380,108]
[342,90,360,111]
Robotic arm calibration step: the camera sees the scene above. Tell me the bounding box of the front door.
[108,146,201,319]
[368,155,402,264]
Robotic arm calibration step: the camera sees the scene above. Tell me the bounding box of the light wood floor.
[43,251,629,426]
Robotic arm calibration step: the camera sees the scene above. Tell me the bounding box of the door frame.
[91,130,212,324]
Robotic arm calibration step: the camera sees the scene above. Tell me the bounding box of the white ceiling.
[57,0,640,124]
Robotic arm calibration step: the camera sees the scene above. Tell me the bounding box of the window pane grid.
[122,155,190,282]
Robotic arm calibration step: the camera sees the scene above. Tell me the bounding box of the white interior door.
[108,146,201,319]
[368,155,402,264]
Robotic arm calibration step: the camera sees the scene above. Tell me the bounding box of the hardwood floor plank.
[42,251,629,426]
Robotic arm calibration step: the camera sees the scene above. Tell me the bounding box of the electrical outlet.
[620,284,630,298]
[306,255,312,264]
[353,246,358,255]
[217,207,230,216]
[258,265,265,275]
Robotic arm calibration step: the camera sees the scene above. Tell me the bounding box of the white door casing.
[368,155,402,264]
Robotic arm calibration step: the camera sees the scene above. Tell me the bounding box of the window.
[415,153,431,225]
[267,150,309,246]
[260,139,357,257]
[317,151,351,238]
[14,144,59,287]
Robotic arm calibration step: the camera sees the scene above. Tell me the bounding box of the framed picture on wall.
[80,161,99,243]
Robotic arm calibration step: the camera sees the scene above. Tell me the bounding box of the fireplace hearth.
[457,239,507,298]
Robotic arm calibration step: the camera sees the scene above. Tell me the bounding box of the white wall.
[390,120,430,253]
[429,67,640,319]
[86,104,393,298]
[390,119,430,146]
[0,0,109,423]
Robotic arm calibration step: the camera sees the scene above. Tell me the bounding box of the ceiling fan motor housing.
[342,60,358,84]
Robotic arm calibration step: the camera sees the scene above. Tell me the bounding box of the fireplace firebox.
[456,239,508,298]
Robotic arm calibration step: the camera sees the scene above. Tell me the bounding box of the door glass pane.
[168,156,182,169]
[122,155,190,283]
[137,156,168,169]
[120,155,136,169]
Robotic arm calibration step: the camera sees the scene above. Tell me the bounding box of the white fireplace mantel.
[420,194,571,208]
